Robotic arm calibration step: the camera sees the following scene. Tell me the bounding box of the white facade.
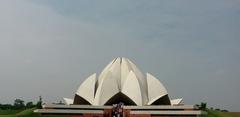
[65,57,181,106]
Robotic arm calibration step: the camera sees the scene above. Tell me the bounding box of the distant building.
[35,57,205,117]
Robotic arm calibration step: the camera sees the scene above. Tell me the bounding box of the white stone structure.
[64,57,182,106]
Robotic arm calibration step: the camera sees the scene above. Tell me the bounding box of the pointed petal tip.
[63,98,73,105]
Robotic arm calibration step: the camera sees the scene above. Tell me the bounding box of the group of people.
[112,102,124,117]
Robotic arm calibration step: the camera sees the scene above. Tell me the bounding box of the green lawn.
[0,108,69,117]
[0,110,23,115]
[202,109,240,117]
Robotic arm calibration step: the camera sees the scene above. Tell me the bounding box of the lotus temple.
[35,57,205,117]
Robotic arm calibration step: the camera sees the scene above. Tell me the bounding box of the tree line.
[0,96,42,110]
[195,102,228,112]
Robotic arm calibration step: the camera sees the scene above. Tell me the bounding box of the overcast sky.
[0,0,240,111]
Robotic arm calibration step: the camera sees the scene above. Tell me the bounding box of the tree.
[14,99,25,109]
[200,102,207,110]
[0,104,13,110]
[36,96,42,109]
[221,110,229,112]
[26,102,34,108]
[194,102,207,110]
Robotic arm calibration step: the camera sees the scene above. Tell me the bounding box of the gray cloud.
[0,0,240,111]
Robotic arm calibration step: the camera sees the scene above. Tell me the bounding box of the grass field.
[0,110,23,115]
[0,108,70,117]
[202,109,240,117]
[1,108,239,117]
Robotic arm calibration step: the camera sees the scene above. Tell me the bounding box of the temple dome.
[65,57,179,106]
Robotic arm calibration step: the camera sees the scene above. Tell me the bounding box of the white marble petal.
[126,59,148,105]
[120,57,131,87]
[171,98,183,105]
[147,73,168,105]
[63,98,73,105]
[94,71,120,105]
[76,73,96,105]
[108,57,121,89]
[98,59,115,85]
[122,71,143,106]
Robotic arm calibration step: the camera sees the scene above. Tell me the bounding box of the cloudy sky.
[0,0,240,111]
